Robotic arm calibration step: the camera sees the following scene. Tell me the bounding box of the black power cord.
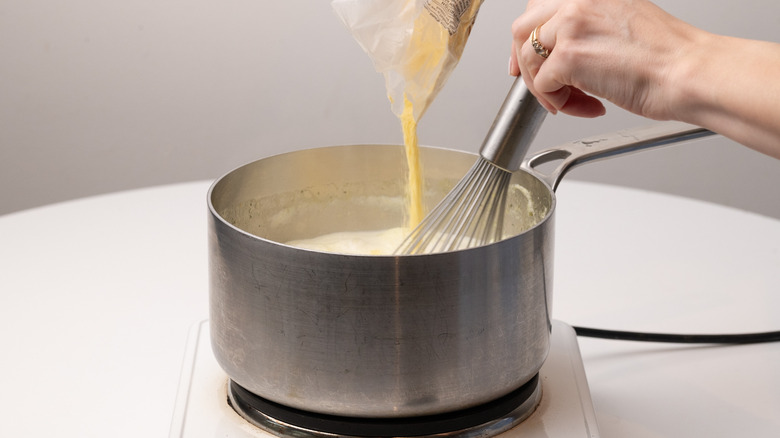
[573,326,780,344]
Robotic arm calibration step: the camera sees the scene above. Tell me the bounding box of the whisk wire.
[408,162,476,252]
[475,166,510,245]
[395,78,547,255]
[405,161,481,253]
[396,159,512,254]
[441,160,493,250]
[455,161,499,248]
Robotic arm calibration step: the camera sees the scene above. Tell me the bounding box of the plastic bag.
[332,0,483,121]
[332,0,483,228]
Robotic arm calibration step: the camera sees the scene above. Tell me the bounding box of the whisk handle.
[479,77,548,172]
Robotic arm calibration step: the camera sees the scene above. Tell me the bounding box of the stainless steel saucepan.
[207,121,713,418]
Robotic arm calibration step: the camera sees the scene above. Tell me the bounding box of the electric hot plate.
[169,320,600,438]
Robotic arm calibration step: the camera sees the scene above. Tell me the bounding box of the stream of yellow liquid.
[401,96,424,227]
[398,1,482,229]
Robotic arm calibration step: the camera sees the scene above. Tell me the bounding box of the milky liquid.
[284,183,547,256]
[286,227,409,255]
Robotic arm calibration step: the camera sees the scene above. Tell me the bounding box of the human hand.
[509,0,700,120]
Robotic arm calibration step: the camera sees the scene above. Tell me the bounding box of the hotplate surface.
[169,320,599,438]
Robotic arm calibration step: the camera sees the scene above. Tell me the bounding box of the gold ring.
[530,25,550,59]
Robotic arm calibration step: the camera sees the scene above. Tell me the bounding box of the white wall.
[2,0,779,218]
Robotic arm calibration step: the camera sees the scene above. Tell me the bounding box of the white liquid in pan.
[285,184,548,256]
[286,227,409,255]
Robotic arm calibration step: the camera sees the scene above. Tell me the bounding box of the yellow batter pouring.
[400,97,424,226]
[397,0,483,229]
[332,0,483,228]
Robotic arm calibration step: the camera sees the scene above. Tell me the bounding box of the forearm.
[511,0,780,159]
[668,33,780,159]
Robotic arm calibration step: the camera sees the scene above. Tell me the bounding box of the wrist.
[663,33,780,157]
[662,28,722,125]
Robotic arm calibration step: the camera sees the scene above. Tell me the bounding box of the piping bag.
[332,0,484,227]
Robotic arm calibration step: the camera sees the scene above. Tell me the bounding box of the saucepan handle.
[520,121,716,191]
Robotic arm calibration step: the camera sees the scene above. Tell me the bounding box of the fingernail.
[542,101,558,115]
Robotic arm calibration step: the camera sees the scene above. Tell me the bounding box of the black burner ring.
[228,374,540,437]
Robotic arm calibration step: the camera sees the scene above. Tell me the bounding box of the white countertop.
[1,180,778,437]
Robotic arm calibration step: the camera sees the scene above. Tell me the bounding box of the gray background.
[2,0,779,218]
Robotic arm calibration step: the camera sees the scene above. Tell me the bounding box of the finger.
[521,23,556,80]
[511,1,570,113]
[518,22,559,113]
[534,55,605,117]
[510,0,561,48]
[530,34,602,116]
[527,16,596,115]
[517,44,556,113]
[526,29,606,117]
[558,88,607,118]
[511,0,607,118]
[509,41,520,77]
[510,4,557,76]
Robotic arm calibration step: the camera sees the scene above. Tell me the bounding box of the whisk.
[396,77,547,255]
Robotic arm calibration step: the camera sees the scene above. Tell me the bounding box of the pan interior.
[211,145,553,248]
